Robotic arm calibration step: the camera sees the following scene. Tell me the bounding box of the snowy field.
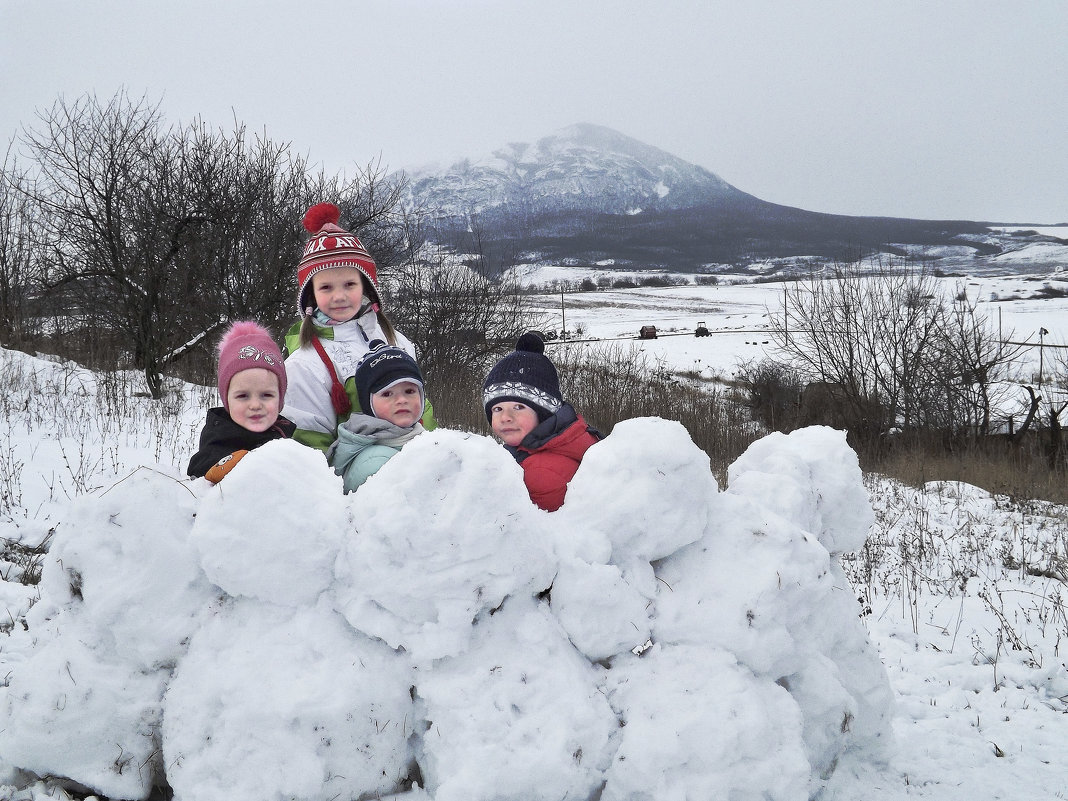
[0,264,1067,800]
[526,267,1068,422]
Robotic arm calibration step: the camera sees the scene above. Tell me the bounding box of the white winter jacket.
[282,314,417,440]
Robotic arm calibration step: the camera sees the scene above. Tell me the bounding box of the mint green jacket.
[328,414,425,492]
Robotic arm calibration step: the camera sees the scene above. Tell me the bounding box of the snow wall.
[0,420,893,801]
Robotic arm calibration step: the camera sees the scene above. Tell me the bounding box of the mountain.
[404,122,751,217]
[400,124,1063,275]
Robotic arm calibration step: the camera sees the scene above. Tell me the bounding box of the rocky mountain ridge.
[399,124,1067,276]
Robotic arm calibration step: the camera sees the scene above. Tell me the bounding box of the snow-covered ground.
[1,268,1067,800]
[524,269,1068,420]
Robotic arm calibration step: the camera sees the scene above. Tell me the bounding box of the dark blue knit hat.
[482,332,562,422]
[355,340,424,419]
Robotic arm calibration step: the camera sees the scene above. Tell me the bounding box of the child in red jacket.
[483,332,602,511]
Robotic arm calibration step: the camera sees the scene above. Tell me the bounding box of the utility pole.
[783,286,789,345]
[560,287,566,340]
[1038,327,1049,386]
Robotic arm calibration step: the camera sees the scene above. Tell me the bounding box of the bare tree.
[384,208,541,425]
[769,258,1021,446]
[931,291,1024,438]
[0,152,42,346]
[170,120,312,331]
[20,91,213,396]
[334,158,411,275]
[15,90,413,396]
[389,249,537,384]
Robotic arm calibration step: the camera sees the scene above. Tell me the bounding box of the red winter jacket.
[506,404,602,512]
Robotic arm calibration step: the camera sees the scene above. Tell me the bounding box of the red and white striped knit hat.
[296,202,380,317]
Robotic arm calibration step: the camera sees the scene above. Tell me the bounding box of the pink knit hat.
[217,321,287,410]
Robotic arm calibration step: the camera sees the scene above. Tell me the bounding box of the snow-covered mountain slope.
[402,122,752,219]
[397,124,1064,274]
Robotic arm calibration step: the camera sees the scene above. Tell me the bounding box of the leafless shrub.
[554,342,760,479]
[735,358,804,432]
[767,257,1022,454]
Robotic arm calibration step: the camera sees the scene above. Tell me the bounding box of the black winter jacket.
[186,407,296,478]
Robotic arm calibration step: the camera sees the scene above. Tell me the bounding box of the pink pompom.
[217,320,272,355]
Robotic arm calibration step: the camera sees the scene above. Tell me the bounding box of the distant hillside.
[404,123,749,217]
[399,124,1063,276]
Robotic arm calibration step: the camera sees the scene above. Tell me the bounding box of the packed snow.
[0,403,895,799]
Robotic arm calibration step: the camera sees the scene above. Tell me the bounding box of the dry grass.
[868,442,1068,506]
[432,341,761,483]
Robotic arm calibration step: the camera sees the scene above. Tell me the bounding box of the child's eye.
[405,387,418,395]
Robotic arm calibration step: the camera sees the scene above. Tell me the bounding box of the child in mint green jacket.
[328,341,426,492]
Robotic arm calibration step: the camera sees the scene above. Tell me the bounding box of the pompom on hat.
[217,321,287,411]
[296,202,380,316]
[354,340,425,420]
[482,331,562,422]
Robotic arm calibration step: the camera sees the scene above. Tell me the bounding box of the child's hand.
[205,450,250,484]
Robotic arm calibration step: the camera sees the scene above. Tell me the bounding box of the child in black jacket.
[187,321,295,483]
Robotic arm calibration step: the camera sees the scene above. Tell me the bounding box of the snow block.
[163,600,415,801]
[727,425,874,555]
[333,430,556,663]
[190,439,347,607]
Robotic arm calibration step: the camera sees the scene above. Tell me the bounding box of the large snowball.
[413,597,619,801]
[333,430,556,663]
[35,467,215,669]
[0,631,168,800]
[602,643,810,801]
[549,557,652,662]
[727,426,874,554]
[557,417,717,562]
[655,493,836,677]
[190,440,348,606]
[163,599,414,801]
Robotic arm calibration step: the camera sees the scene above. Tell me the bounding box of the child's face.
[490,402,540,447]
[226,368,281,433]
[371,380,423,427]
[312,266,365,322]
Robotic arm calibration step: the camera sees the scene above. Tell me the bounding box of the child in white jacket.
[282,202,434,452]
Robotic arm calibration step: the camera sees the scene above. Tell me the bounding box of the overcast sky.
[2,0,1064,224]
